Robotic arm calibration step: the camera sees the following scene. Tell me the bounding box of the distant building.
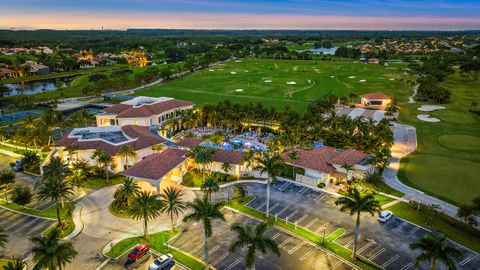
[368,58,381,64]
[0,68,17,79]
[96,96,194,128]
[359,92,392,109]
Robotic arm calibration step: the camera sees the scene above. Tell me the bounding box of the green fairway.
[438,135,480,151]
[134,59,410,110]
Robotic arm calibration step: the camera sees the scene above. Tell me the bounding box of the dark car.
[124,244,150,267]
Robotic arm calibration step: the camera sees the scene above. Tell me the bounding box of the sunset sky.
[1,0,480,30]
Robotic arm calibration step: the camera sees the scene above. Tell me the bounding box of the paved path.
[383,122,459,217]
[408,84,418,104]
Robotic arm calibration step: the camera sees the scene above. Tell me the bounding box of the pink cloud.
[1,11,479,30]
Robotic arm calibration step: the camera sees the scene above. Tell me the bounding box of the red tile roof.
[0,68,16,75]
[56,125,165,156]
[212,149,247,165]
[123,148,189,180]
[360,92,391,100]
[102,99,193,118]
[282,146,368,174]
[176,138,204,148]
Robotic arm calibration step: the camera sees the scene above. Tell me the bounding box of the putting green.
[401,154,480,205]
[438,135,480,151]
[431,109,478,124]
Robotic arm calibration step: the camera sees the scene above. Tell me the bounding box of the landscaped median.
[103,229,211,270]
[225,196,381,270]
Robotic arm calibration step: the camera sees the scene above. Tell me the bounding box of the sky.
[1,0,480,30]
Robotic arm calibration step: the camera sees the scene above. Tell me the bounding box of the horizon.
[1,0,480,31]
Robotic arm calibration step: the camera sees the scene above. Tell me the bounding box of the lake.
[297,47,338,55]
[3,76,77,96]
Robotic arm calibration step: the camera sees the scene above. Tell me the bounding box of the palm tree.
[42,157,70,208]
[0,169,15,203]
[114,177,141,209]
[128,191,163,239]
[286,151,299,180]
[201,177,220,202]
[253,151,284,217]
[410,234,462,270]
[183,197,226,270]
[341,163,354,182]
[334,188,381,258]
[193,147,215,183]
[221,162,232,178]
[31,229,77,270]
[91,149,113,183]
[229,222,280,269]
[2,257,27,270]
[161,187,187,230]
[116,145,136,170]
[64,145,80,163]
[79,108,91,127]
[37,177,73,226]
[0,229,7,249]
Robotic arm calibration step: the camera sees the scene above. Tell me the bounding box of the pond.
[3,76,78,96]
[297,47,338,55]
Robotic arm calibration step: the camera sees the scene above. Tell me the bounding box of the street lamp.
[323,226,327,245]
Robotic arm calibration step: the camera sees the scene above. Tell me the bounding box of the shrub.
[233,185,246,199]
[317,182,326,189]
[12,186,33,205]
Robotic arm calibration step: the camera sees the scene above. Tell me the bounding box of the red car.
[127,244,150,262]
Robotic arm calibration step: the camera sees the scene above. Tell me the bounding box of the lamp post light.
[323,225,327,245]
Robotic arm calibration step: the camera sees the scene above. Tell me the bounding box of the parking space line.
[269,204,279,212]
[190,243,205,254]
[212,253,230,266]
[295,214,309,224]
[299,249,315,261]
[279,237,293,248]
[381,255,399,268]
[272,233,281,240]
[315,223,329,233]
[368,247,385,260]
[13,218,38,233]
[344,240,353,248]
[407,227,420,237]
[199,246,219,260]
[4,218,26,231]
[225,258,242,270]
[329,260,343,270]
[278,182,290,191]
[400,263,414,270]
[246,197,256,206]
[257,202,266,210]
[460,254,478,265]
[297,187,308,194]
[275,207,289,216]
[305,218,318,228]
[314,193,326,201]
[288,241,305,254]
[397,221,407,230]
[286,210,298,220]
[357,241,375,254]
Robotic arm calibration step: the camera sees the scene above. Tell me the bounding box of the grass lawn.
[134,58,411,111]
[0,259,10,268]
[0,200,75,220]
[374,194,395,206]
[386,201,480,253]
[226,196,380,270]
[106,229,207,270]
[80,175,125,189]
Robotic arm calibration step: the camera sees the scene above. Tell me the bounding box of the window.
[109,119,116,126]
[135,120,139,126]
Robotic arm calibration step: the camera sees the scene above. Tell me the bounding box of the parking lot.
[0,207,54,257]
[103,249,186,270]
[208,181,480,270]
[169,208,357,270]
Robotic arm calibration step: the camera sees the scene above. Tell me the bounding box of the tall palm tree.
[128,191,163,239]
[64,145,80,163]
[334,188,381,258]
[161,187,187,230]
[42,157,70,208]
[201,177,220,202]
[114,177,141,209]
[79,108,91,127]
[2,257,27,270]
[37,177,73,226]
[229,222,280,270]
[0,229,7,249]
[341,163,354,182]
[253,151,284,217]
[116,145,137,170]
[221,162,232,177]
[183,197,226,270]
[0,169,15,203]
[31,229,77,270]
[91,149,113,183]
[286,151,299,180]
[410,234,462,270]
[193,147,215,183]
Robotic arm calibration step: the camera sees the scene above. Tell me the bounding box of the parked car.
[148,254,174,270]
[124,244,149,266]
[377,210,393,223]
[12,160,23,171]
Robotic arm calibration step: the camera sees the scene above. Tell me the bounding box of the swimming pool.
[201,138,265,152]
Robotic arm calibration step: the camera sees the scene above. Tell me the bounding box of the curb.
[0,204,56,221]
[64,203,84,240]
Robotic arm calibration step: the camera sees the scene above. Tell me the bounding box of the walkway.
[383,122,459,217]
[408,84,418,104]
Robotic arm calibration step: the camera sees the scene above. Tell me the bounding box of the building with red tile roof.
[176,137,204,149]
[359,92,392,110]
[282,146,374,187]
[55,125,166,172]
[210,149,249,178]
[0,68,17,79]
[96,96,193,127]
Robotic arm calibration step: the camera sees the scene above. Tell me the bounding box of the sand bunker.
[235,60,242,63]
[286,81,297,85]
[417,114,441,122]
[389,78,395,81]
[359,79,366,83]
[230,72,237,75]
[330,76,335,78]
[418,105,446,112]
[348,76,356,79]
[235,89,244,92]
[209,69,214,72]
[264,80,272,83]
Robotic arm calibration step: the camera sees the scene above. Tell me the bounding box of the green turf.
[134,59,410,111]
[80,175,125,189]
[431,109,478,124]
[0,200,75,220]
[374,194,395,206]
[386,202,480,253]
[438,135,480,151]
